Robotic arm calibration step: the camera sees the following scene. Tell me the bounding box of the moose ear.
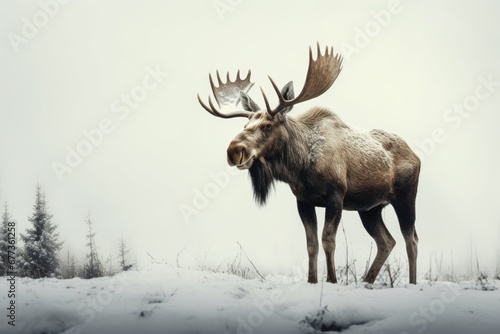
[279,81,295,114]
[239,91,260,112]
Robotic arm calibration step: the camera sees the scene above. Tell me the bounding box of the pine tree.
[118,237,132,271]
[19,186,63,278]
[83,212,103,279]
[0,202,12,275]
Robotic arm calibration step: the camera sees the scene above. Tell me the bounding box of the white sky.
[0,0,499,278]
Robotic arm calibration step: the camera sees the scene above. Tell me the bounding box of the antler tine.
[268,76,286,103]
[216,70,223,86]
[261,75,288,114]
[266,43,343,116]
[209,73,221,107]
[197,94,216,115]
[197,94,251,119]
[260,86,273,113]
[208,95,224,117]
[308,45,314,63]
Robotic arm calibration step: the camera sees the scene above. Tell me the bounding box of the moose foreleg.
[322,193,343,283]
[297,200,319,283]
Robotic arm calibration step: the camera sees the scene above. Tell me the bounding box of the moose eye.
[263,124,273,132]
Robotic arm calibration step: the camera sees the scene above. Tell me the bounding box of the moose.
[197,44,421,284]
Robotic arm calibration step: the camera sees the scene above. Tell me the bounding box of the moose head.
[198,44,342,172]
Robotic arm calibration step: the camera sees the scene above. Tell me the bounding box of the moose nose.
[227,141,247,166]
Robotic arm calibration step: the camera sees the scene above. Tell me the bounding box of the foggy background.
[1,0,499,278]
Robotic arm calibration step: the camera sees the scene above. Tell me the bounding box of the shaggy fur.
[227,106,420,285]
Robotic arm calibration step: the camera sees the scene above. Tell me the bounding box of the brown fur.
[227,107,420,284]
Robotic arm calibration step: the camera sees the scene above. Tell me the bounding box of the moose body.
[198,44,420,284]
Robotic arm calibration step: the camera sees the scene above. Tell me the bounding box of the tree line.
[0,185,133,279]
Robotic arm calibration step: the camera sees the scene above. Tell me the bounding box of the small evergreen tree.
[118,237,132,271]
[83,212,103,278]
[19,186,63,278]
[104,254,114,276]
[0,202,12,275]
[61,249,78,279]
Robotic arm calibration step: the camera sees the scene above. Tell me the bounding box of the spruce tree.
[104,254,114,276]
[0,202,11,275]
[83,212,103,278]
[118,237,132,271]
[19,186,63,278]
[61,249,78,279]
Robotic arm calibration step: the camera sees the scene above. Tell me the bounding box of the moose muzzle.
[227,140,255,170]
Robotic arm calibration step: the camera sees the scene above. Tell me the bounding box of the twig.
[169,288,179,300]
[386,264,394,288]
[319,262,325,308]
[496,223,500,279]
[176,241,190,268]
[341,221,349,285]
[348,259,358,286]
[236,241,266,281]
[146,251,158,264]
[215,256,230,273]
[475,247,481,275]
[201,243,213,270]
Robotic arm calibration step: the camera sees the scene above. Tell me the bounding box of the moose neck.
[248,117,309,205]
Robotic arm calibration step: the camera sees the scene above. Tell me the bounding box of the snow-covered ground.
[1,264,499,334]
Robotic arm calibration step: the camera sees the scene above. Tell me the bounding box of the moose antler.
[197,70,254,119]
[261,43,343,116]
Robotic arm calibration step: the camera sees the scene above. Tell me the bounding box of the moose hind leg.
[359,205,396,284]
[297,200,319,283]
[392,196,418,284]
